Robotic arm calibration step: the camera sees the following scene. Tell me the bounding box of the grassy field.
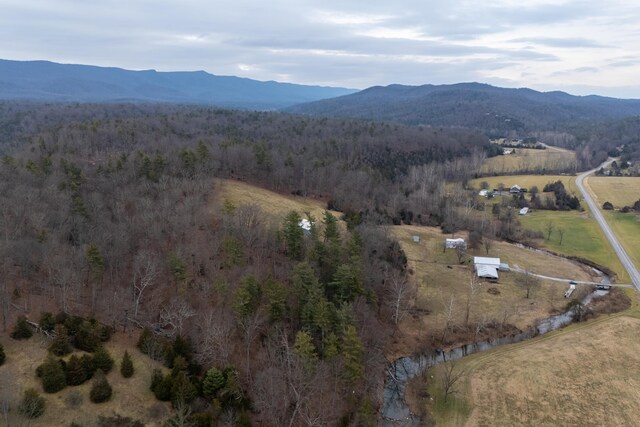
[0,332,169,426]
[480,149,576,175]
[603,211,640,275]
[419,313,640,426]
[517,209,629,283]
[585,176,640,208]
[214,178,340,224]
[391,225,598,350]
[469,175,578,195]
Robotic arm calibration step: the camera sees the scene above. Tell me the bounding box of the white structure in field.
[565,284,576,298]
[510,184,522,193]
[445,238,466,249]
[474,256,501,280]
[519,207,529,215]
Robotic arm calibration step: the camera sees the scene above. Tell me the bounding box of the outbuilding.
[445,238,467,249]
[519,207,529,215]
[474,256,501,280]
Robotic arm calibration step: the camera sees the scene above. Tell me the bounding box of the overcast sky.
[2,0,640,97]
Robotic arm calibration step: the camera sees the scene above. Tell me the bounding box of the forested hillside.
[286,82,640,136]
[0,103,491,424]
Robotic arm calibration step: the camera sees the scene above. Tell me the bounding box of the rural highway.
[576,159,640,293]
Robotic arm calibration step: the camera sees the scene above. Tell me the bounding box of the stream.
[380,289,609,426]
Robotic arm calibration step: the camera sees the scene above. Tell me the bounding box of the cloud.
[0,0,639,96]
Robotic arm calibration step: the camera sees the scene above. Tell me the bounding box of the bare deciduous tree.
[159,300,195,338]
[195,308,234,366]
[545,220,555,240]
[464,273,482,326]
[385,270,415,327]
[558,227,565,245]
[441,361,466,402]
[132,249,159,318]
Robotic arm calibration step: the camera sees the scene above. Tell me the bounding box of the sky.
[2,0,640,97]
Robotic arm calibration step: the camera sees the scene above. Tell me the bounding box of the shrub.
[11,315,33,340]
[603,201,614,210]
[89,369,112,403]
[39,356,67,393]
[66,355,88,386]
[0,343,5,366]
[92,346,114,373]
[65,390,84,408]
[120,351,134,378]
[48,325,73,356]
[18,388,45,419]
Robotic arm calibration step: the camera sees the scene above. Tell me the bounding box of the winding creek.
[381,280,610,426]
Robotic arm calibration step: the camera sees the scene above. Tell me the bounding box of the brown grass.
[480,149,576,175]
[390,225,599,355]
[585,176,640,208]
[0,331,170,426]
[214,178,340,224]
[457,315,640,427]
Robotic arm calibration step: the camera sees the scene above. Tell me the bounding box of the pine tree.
[283,211,304,260]
[341,325,364,385]
[0,343,5,366]
[66,354,88,386]
[11,315,33,340]
[39,356,67,393]
[89,369,112,403]
[48,325,72,356]
[202,367,226,399]
[293,330,318,365]
[120,351,134,378]
[92,346,114,373]
[171,371,197,407]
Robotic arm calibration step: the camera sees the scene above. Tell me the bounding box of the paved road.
[576,159,640,293]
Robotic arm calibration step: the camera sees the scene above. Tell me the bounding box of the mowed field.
[0,332,170,426]
[480,148,577,175]
[603,211,640,277]
[214,178,339,224]
[469,175,578,195]
[427,313,640,427]
[585,176,640,208]
[518,209,629,283]
[391,226,597,338]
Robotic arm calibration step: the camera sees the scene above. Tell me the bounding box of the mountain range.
[0,59,356,110]
[286,83,640,133]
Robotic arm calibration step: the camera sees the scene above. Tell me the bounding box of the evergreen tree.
[80,354,96,378]
[0,343,5,366]
[293,331,318,365]
[283,211,304,260]
[264,277,286,322]
[39,312,55,332]
[19,388,45,419]
[322,210,340,243]
[89,369,112,403]
[120,351,134,378]
[11,315,33,340]
[66,354,88,386]
[39,356,67,393]
[74,320,102,352]
[48,325,72,356]
[202,367,226,399]
[341,326,364,385]
[92,346,114,373]
[330,264,364,304]
[85,243,105,281]
[171,371,197,407]
[233,275,262,318]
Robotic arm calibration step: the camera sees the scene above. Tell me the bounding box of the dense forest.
[0,103,493,424]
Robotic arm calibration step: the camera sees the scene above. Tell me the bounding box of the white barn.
[474,257,501,280]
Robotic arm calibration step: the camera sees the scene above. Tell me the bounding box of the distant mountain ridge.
[285,82,640,133]
[0,59,357,109]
